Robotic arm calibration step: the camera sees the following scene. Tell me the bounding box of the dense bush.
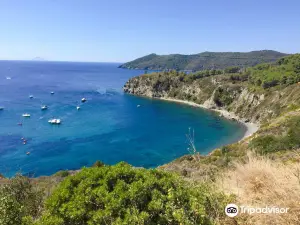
[168,89,179,98]
[229,73,249,82]
[224,66,240,73]
[262,80,279,89]
[213,88,233,107]
[249,135,281,154]
[250,116,300,154]
[183,69,222,83]
[0,175,43,225]
[36,162,229,225]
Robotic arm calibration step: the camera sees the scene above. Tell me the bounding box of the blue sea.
[0,61,246,177]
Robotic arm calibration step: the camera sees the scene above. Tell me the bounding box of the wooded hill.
[119,50,288,71]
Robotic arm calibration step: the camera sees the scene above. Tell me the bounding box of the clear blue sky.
[0,0,299,62]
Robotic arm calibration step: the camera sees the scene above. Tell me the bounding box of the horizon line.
[0,59,125,64]
[0,49,298,64]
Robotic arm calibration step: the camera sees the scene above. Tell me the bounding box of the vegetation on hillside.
[119,50,287,70]
[249,114,300,154]
[124,54,300,123]
[134,54,300,89]
[0,175,43,225]
[248,54,300,88]
[0,163,232,225]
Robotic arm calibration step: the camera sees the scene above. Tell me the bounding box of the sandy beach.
[159,97,259,140]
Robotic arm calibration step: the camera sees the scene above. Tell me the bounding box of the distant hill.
[119,50,288,71]
[32,57,46,61]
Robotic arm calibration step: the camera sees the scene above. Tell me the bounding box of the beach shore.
[159,97,259,140]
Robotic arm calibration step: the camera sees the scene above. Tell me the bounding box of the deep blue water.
[0,61,246,177]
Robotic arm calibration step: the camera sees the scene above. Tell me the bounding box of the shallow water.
[0,61,246,177]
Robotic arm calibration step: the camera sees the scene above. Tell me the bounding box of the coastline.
[159,97,259,141]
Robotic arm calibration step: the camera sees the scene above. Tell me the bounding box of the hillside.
[119,50,288,71]
[123,53,300,178]
[123,54,300,123]
[1,54,300,225]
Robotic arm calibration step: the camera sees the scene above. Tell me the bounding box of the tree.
[224,66,240,74]
[262,80,279,89]
[92,160,105,167]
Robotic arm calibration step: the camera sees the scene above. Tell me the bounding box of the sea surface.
[0,61,246,177]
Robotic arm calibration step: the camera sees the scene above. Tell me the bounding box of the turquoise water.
[0,61,246,177]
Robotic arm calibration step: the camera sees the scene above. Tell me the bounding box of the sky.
[0,0,299,62]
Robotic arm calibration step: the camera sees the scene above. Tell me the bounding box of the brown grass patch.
[218,153,300,225]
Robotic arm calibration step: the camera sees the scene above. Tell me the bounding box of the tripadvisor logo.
[225,204,239,217]
[225,204,289,217]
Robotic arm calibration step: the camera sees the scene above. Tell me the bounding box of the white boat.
[51,92,54,95]
[41,105,48,110]
[76,106,80,110]
[6,76,11,80]
[81,98,87,102]
[48,119,61,124]
[29,95,34,99]
[22,113,30,117]
[137,105,141,108]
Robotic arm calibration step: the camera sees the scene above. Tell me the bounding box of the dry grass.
[218,153,300,225]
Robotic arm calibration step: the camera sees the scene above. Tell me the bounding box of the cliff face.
[124,73,300,124]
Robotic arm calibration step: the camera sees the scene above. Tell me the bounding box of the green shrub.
[211,149,222,157]
[262,80,279,89]
[221,146,230,155]
[250,116,300,154]
[168,89,180,98]
[92,160,105,167]
[286,104,300,112]
[32,213,64,225]
[282,116,300,149]
[229,74,249,82]
[92,160,105,168]
[0,191,23,225]
[213,88,233,107]
[224,66,240,73]
[0,175,43,225]
[250,135,281,154]
[39,162,228,225]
